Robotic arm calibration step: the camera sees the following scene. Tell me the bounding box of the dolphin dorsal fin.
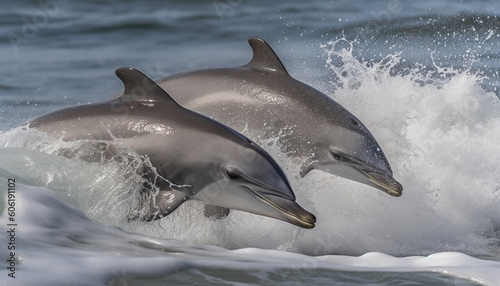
[115,67,180,106]
[243,38,289,75]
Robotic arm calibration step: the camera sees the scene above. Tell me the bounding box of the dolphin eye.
[329,150,342,161]
[329,150,357,165]
[225,170,241,180]
[329,149,349,162]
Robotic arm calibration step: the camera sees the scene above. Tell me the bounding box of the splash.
[1,39,499,257]
[308,38,500,256]
[0,127,148,225]
[120,36,500,256]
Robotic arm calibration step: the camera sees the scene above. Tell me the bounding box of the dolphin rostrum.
[155,38,403,197]
[28,67,316,229]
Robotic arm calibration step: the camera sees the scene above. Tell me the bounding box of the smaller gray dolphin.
[155,38,403,197]
[28,67,316,229]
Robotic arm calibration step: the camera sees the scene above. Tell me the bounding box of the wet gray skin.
[28,67,316,229]
[153,38,403,197]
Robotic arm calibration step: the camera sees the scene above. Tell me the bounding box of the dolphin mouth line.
[330,151,403,197]
[247,188,316,228]
[357,168,403,197]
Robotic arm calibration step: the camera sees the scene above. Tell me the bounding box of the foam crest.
[311,38,500,255]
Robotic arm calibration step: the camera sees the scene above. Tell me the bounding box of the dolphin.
[27,67,316,229]
[154,38,403,197]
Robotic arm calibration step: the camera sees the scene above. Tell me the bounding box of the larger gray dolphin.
[28,67,316,229]
[155,38,403,197]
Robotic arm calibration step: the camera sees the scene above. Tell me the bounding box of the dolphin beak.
[360,170,403,197]
[251,191,316,229]
[304,158,403,197]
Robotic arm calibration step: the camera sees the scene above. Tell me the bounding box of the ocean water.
[1,0,500,285]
